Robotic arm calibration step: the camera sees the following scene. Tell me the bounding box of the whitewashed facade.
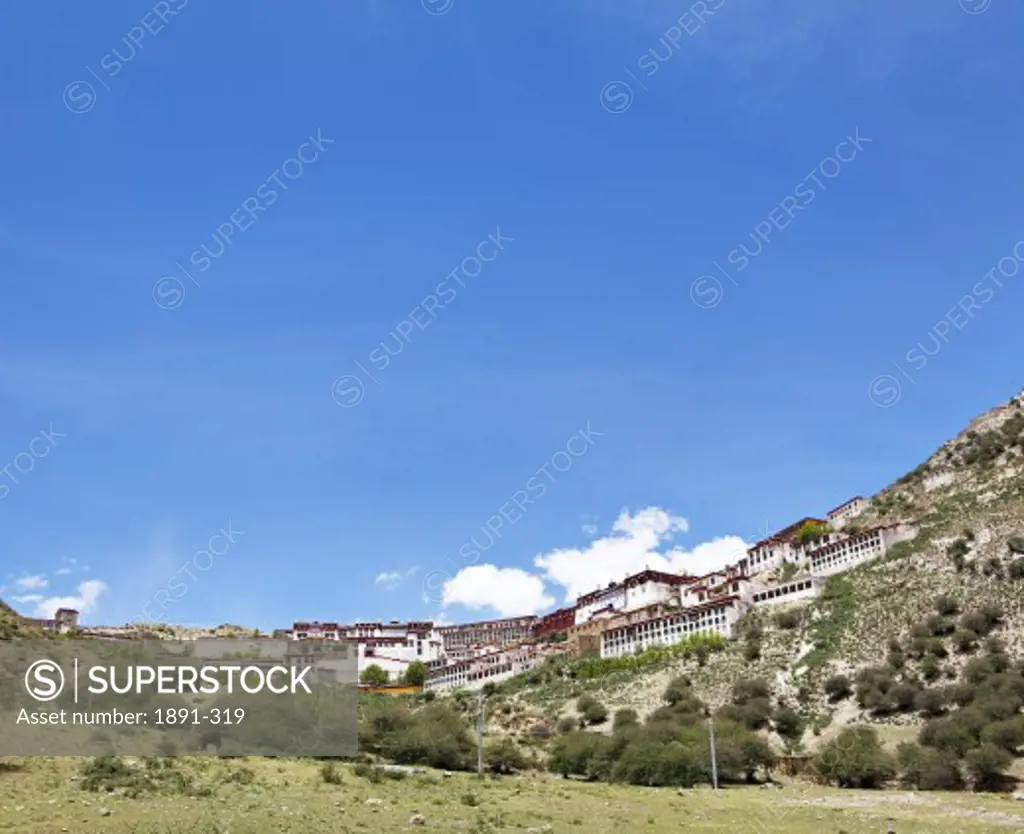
[751,576,824,607]
[809,524,916,577]
[288,619,443,681]
[826,496,870,529]
[424,643,565,692]
[600,597,744,659]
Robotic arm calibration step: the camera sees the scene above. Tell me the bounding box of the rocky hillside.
[0,600,46,639]
[488,388,1024,755]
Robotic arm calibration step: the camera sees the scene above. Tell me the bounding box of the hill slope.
[490,388,1024,754]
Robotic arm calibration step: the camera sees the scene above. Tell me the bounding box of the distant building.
[532,606,576,638]
[809,524,916,577]
[287,619,442,682]
[826,497,870,530]
[437,615,536,653]
[600,596,744,658]
[745,517,841,575]
[751,576,825,607]
[23,607,79,633]
[574,570,688,626]
[425,642,565,692]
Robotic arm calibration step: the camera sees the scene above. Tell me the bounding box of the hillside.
[0,599,46,640]
[485,389,1024,762]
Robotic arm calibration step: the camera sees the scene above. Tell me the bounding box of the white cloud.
[441,507,751,617]
[54,567,73,576]
[441,565,554,617]
[534,507,692,603]
[12,594,43,605]
[375,571,403,589]
[375,567,419,591]
[15,574,48,590]
[32,579,107,620]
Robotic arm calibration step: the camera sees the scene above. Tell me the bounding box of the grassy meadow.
[0,756,1022,833]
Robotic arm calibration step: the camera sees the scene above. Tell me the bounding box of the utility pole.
[708,713,719,789]
[476,690,486,775]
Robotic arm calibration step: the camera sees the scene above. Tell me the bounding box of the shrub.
[610,735,707,787]
[352,762,382,782]
[1007,536,1024,555]
[907,636,929,659]
[926,615,955,636]
[743,641,762,661]
[80,757,193,797]
[963,657,995,685]
[988,653,1011,674]
[914,688,947,717]
[961,609,1001,637]
[663,676,693,707]
[613,709,639,732]
[921,657,942,683]
[953,630,979,653]
[1008,560,1024,580]
[719,699,772,731]
[887,648,906,671]
[577,696,608,726]
[319,762,343,784]
[812,727,895,789]
[360,664,389,686]
[773,707,803,740]
[548,732,609,779]
[774,610,803,630]
[856,667,897,714]
[920,708,986,757]
[557,716,579,734]
[824,674,852,702]
[964,743,1012,791]
[890,683,919,713]
[926,639,948,659]
[733,678,771,703]
[484,737,527,774]
[981,716,1024,754]
[379,703,476,771]
[947,539,969,559]
[982,557,1003,578]
[934,595,959,616]
[896,743,963,791]
[944,683,977,708]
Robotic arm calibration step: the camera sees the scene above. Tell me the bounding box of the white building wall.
[808,525,914,578]
[425,646,561,692]
[827,498,869,530]
[599,601,744,659]
[751,577,824,607]
[574,587,626,625]
[624,580,676,611]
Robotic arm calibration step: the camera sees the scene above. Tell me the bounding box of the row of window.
[603,621,726,657]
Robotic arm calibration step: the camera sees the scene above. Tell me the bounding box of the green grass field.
[1,757,1022,833]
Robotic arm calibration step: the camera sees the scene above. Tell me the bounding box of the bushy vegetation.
[824,674,852,702]
[571,633,726,681]
[548,678,775,787]
[576,695,608,726]
[359,697,476,771]
[813,727,894,789]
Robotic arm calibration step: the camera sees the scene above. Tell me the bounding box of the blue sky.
[0,0,1021,631]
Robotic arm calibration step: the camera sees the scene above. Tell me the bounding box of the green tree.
[964,743,1012,791]
[812,727,895,789]
[484,737,527,774]
[896,743,963,791]
[360,664,390,686]
[402,661,427,687]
